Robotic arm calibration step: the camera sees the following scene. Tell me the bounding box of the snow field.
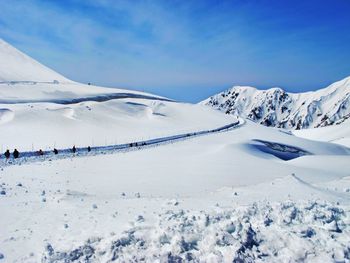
[1,37,349,262]
[0,121,349,262]
[42,201,350,262]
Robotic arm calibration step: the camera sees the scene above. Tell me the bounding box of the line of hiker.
[2,137,155,160]
[36,148,59,156]
[3,149,18,159]
[129,142,147,147]
[2,145,94,160]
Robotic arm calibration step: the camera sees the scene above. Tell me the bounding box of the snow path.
[0,119,242,167]
[291,173,350,201]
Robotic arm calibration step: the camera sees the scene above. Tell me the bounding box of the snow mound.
[47,107,76,120]
[0,108,14,124]
[42,201,350,263]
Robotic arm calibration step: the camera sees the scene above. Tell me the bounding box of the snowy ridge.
[201,76,350,129]
[0,92,172,105]
[0,81,167,105]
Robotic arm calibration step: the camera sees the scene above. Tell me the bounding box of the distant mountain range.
[201,77,350,129]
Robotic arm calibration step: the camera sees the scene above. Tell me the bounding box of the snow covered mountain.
[0,39,234,150]
[0,38,166,104]
[0,39,68,83]
[201,77,350,129]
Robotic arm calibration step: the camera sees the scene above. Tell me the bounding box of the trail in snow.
[0,120,243,167]
[291,173,350,200]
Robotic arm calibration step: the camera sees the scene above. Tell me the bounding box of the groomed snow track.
[0,119,243,166]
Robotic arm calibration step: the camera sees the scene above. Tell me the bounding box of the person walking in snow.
[87,146,91,152]
[13,149,19,159]
[37,149,44,156]
[72,145,76,154]
[53,148,58,155]
[4,149,10,159]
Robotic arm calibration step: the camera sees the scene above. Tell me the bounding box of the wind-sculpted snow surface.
[201,76,350,129]
[42,201,350,263]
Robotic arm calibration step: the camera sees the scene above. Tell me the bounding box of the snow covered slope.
[201,77,350,129]
[0,99,236,151]
[0,39,68,83]
[0,81,168,104]
[0,39,166,103]
[294,117,350,147]
[1,120,349,262]
[0,39,237,151]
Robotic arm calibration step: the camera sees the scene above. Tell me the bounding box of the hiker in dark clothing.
[53,148,58,155]
[72,145,76,153]
[38,149,44,156]
[4,149,10,159]
[13,149,19,159]
[87,146,91,152]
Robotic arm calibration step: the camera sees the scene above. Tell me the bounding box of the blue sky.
[1,0,350,102]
